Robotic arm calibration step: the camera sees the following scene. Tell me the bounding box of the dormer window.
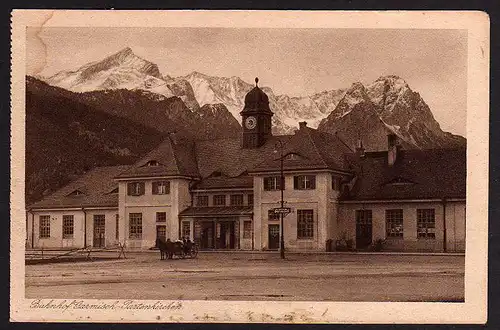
[145,160,160,167]
[67,189,85,197]
[285,153,301,160]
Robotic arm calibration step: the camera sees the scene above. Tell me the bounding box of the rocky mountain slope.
[40,47,465,150]
[318,76,466,151]
[44,47,201,111]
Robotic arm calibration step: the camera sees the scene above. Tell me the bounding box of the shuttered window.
[127,182,145,196]
[152,181,170,195]
[294,175,316,190]
[263,176,284,190]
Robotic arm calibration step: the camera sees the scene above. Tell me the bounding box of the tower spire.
[255,77,259,87]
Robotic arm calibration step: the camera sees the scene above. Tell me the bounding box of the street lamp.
[275,140,285,259]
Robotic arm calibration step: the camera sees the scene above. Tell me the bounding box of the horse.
[156,238,168,260]
[157,238,184,260]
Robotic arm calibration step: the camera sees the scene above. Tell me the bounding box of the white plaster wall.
[255,172,330,251]
[337,201,466,252]
[120,178,192,249]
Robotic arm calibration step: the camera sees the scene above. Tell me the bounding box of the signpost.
[273,207,291,215]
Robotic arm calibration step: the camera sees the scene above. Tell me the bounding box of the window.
[39,215,50,238]
[294,175,316,190]
[285,153,301,160]
[129,213,143,239]
[356,210,372,224]
[417,209,436,239]
[386,209,403,238]
[156,212,166,222]
[182,221,191,239]
[62,215,74,239]
[115,214,119,240]
[127,182,145,196]
[152,181,170,195]
[213,194,226,206]
[332,176,341,191]
[268,209,280,221]
[297,210,314,239]
[197,195,209,206]
[230,194,244,206]
[248,194,254,206]
[68,189,85,196]
[243,221,252,238]
[263,176,284,191]
[146,160,160,167]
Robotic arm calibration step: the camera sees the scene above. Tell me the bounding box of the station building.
[26,82,466,252]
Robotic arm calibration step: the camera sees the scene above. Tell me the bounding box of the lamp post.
[275,140,285,259]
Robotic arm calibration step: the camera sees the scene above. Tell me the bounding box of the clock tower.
[241,77,273,149]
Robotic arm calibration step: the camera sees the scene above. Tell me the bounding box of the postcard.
[10,10,489,323]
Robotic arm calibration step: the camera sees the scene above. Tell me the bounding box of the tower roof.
[241,77,273,114]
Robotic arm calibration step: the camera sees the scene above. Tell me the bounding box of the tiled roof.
[115,135,199,179]
[249,127,352,173]
[193,175,253,190]
[194,135,294,178]
[28,165,130,209]
[343,148,466,201]
[179,206,253,217]
[117,126,354,181]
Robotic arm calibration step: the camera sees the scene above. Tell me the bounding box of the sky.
[27,27,467,136]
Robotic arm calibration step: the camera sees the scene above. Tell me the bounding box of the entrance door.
[219,221,235,249]
[156,225,166,247]
[201,221,215,249]
[356,215,372,249]
[93,215,105,248]
[268,224,280,250]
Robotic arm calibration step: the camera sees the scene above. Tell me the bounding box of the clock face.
[245,116,257,129]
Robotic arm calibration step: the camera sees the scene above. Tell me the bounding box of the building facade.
[27,82,466,252]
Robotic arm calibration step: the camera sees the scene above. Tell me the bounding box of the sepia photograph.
[10,10,489,323]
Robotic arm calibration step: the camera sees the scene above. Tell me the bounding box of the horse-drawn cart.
[156,238,198,260]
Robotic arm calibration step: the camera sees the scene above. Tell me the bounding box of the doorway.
[218,221,235,249]
[200,221,215,249]
[156,225,166,247]
[268,224,280,250]
[356,215,373,249]
[93,215,105,248]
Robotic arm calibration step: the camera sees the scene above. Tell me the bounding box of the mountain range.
[40,47,465,151]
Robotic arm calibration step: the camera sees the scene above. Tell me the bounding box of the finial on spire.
[255,77,259,87]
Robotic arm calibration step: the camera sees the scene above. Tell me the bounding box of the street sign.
[273,207,291,214]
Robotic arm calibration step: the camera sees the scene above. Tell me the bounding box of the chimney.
[387,133,399,166]
[299,121,308,130]
[355,138,365,158]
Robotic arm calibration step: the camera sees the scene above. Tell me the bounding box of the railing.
[25,242,127,263]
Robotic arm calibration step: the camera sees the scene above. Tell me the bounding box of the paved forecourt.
[25,252,465,302]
